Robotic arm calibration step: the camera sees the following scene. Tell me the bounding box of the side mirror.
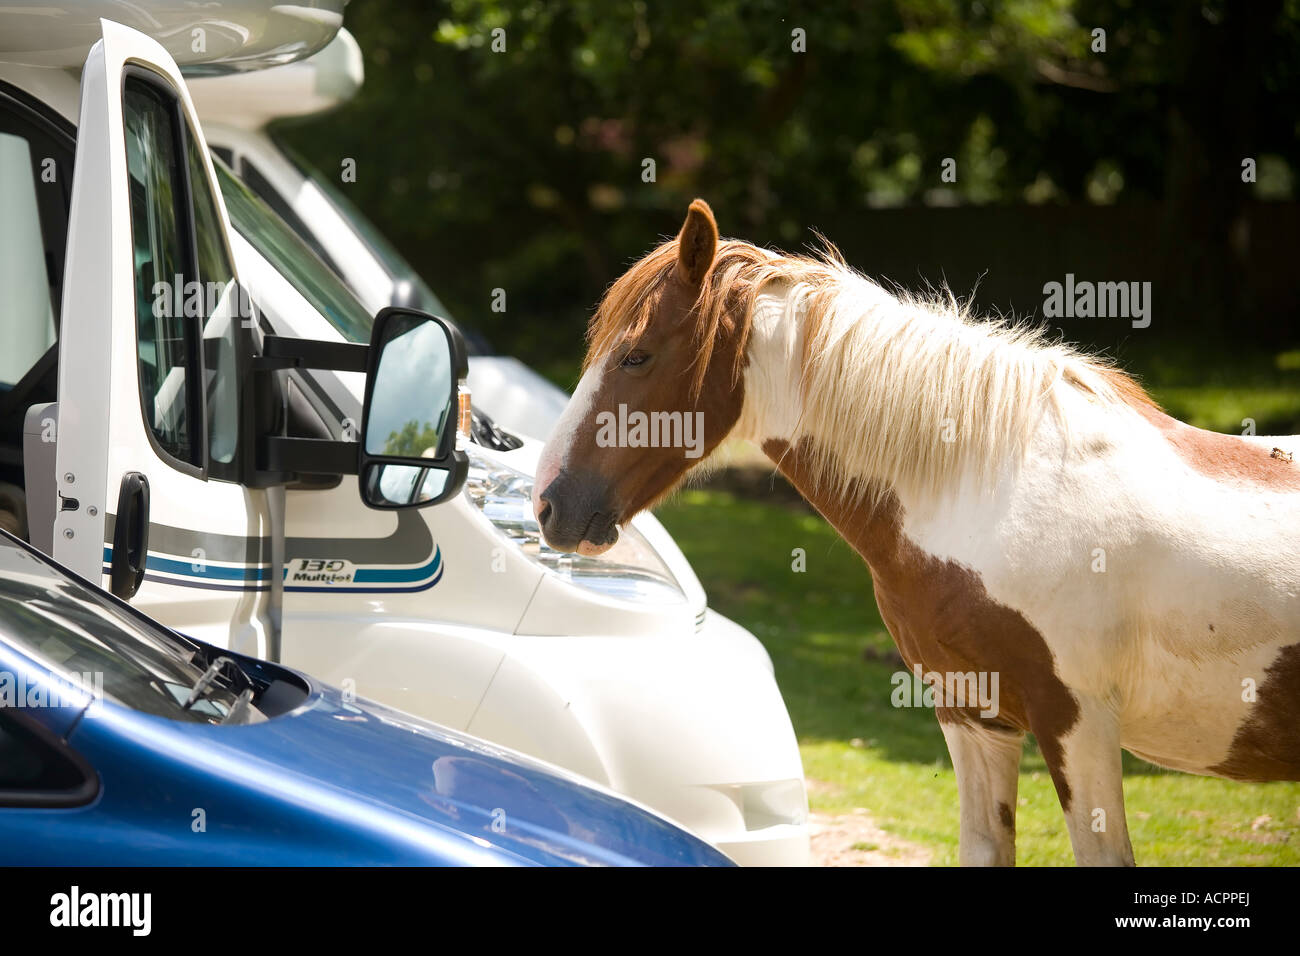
[359,308,469,509]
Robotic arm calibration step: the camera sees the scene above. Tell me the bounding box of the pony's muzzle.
[535,469,620,556]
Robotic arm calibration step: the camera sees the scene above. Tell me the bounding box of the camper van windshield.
[213,159,374,344]
[275,140,448,317]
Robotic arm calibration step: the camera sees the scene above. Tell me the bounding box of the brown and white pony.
[534,199,1300,866]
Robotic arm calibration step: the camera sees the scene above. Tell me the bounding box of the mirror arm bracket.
[250,335,369,486]
[255,335,369,373]
[261,437,359,477]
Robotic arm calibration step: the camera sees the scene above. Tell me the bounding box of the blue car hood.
[71,666,733,866]
[260,684,729,865]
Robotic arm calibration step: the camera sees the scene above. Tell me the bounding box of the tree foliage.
[278,0,1300,369]
[384,419,440,458]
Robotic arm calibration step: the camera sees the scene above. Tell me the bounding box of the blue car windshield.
[0,537,252,723]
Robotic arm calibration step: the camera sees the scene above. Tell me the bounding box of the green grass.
[1124,345,1300,434]
[655,487,1300,866]
[1150,387,1300,435]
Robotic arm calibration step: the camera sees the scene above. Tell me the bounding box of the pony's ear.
[675,199,717,286]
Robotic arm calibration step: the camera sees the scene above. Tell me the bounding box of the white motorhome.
[0,9,810,864]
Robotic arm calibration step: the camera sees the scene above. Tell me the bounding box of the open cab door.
[52,20,275,651]
[50,20,469,657]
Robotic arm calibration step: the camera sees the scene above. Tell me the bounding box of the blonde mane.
[588,236,1157,505]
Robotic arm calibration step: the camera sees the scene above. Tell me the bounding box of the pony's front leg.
[1041,695,1135,866]
[938,713,1024,866]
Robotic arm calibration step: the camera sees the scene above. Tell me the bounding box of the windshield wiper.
[181,656,255,713]
[220,687,266,726]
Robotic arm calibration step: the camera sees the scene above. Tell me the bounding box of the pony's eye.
[620,351,650,369]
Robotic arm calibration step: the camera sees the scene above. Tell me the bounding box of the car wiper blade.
[220,687,266,725]
[180,658,226,710]
[181,656,253,712]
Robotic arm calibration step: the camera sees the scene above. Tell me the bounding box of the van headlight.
[462,447,685,604]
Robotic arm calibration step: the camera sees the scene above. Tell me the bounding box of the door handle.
[110,472,150,600]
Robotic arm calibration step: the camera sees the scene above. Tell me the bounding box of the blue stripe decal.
[152,555,269,581]
[101,547,267,581]
[103,546,444,592]
[352,547,441,583]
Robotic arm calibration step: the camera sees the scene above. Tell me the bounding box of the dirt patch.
[808,805,934,867]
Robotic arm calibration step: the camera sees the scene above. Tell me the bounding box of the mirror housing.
[358,307,469,509]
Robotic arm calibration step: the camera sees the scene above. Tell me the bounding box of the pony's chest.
[865,543,1048,731]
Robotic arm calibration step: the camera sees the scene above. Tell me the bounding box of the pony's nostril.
[536,501,553,526]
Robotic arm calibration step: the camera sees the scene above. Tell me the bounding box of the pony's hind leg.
[1040,694,1135,866]
[938,713,1024,866]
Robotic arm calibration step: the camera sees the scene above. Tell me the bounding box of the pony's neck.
[736,279,904,522]
[733,268,1092,511]
[733,284,818,442]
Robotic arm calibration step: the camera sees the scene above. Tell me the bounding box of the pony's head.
[534,199,749,554]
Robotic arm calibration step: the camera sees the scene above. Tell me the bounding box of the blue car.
[0,531,732,866]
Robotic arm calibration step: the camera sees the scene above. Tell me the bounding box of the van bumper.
[466,608,811,866]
